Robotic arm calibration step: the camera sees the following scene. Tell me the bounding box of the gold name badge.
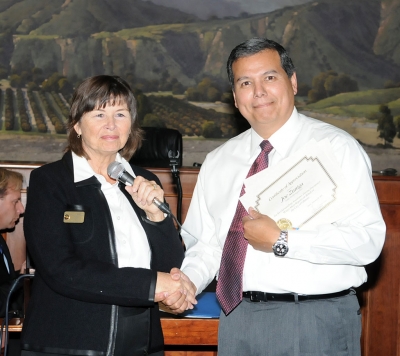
[63,211,85,223]
[276,218,292,230]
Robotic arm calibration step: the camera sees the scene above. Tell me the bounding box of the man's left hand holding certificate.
[240,139,361,230]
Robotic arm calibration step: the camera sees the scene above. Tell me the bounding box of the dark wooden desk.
[161,318,218,346]
[0,318,23,332]
[162,318,218,356]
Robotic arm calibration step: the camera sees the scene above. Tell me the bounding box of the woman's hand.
[124,176,166,221]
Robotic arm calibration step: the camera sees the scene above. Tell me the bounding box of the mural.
[0,0,399,171]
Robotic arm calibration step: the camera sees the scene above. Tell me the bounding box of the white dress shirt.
[181,108,386,294]
[73,152,151,269]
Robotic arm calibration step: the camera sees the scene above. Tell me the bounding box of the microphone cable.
[170,211,182,232]
[0,273,34,356]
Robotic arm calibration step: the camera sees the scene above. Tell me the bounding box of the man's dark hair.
[227,37,296,90]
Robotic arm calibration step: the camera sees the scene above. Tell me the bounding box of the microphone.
[107,162,171,215]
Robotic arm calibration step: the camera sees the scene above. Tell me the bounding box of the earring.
[77,134,81,139]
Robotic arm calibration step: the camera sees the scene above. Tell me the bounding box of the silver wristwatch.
[272,230,289,257]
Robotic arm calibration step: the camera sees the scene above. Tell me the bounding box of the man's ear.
[232,90,238,108]
[291,72,298,95]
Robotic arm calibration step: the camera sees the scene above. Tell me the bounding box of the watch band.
[272,230,289,256]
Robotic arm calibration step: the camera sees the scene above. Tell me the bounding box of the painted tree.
[377,105,396,147]
[142,113,166,128]
[202,121,222,138]
[308,70,358,103]
[395,116,400,139]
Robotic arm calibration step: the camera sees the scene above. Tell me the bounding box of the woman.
[21,75,195,356]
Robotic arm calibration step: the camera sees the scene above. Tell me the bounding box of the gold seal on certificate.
[276,218,292,230]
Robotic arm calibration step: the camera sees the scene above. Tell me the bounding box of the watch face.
[273,242,289,256]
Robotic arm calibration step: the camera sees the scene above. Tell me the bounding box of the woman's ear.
[74,122,81,136]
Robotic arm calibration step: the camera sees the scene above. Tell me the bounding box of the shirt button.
[117,216,121,220]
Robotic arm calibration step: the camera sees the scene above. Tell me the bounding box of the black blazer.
[21,151,184,355]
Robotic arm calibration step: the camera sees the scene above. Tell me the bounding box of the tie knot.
[260,140,273,154]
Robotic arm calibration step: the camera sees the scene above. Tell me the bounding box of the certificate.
[240,139,359,229]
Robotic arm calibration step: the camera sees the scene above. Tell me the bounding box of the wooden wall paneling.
[359,176,400,356]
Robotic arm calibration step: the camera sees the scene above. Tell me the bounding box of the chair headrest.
[129,127,182,168]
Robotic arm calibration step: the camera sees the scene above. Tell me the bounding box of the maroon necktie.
[216,140,273,315]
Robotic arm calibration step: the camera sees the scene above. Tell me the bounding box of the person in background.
[21,75,196,356]
[164,38,386,355]
[0,168,26,356]
[0,167,25,317]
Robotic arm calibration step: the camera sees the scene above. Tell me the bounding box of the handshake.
[155,268,197,314]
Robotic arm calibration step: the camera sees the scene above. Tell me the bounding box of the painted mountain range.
[0,0,399,89]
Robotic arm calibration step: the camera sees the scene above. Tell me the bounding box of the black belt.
[243,289,351,302]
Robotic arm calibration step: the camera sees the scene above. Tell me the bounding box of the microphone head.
[107,162,124,180]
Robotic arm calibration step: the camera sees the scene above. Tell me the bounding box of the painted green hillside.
[304,88,400,118]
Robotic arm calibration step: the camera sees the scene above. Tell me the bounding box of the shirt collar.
[72,152,136,184]
[267,107,302,158]
[249,107,301,158]
[250,129,265,158]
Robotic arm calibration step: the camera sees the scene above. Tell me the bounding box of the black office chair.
[129,127,183,225]
[1,272,34,356]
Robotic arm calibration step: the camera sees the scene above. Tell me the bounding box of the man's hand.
[242,207,282,252]
[157,268,197,314]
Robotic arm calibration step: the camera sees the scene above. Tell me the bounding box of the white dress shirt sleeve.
[180,157,224,294]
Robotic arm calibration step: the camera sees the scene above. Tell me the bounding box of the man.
[0,167,25,317]
[167,38,386,355]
